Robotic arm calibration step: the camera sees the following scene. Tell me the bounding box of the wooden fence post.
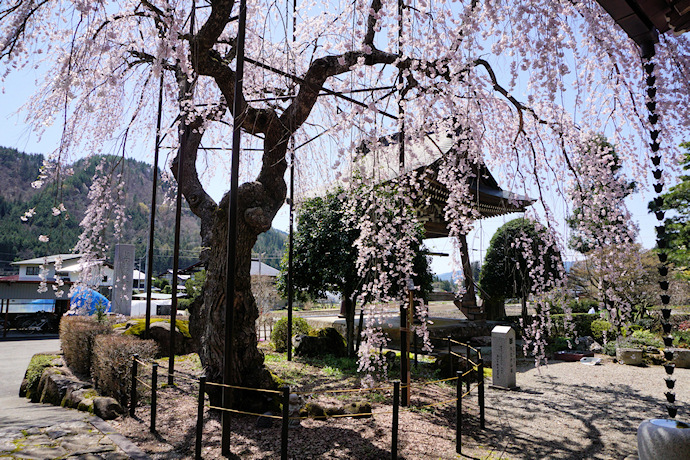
[456,370,462,455]
[195,376,206,460]
[151,363,158,432]
[281,386,290,460]
[392,380,400,459]
[129,354,138,417]
[478,358,485,430]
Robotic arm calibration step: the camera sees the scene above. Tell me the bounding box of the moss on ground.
[23,354,59,399]
[120,318,191,338]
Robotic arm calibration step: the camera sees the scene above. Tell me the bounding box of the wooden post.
[130,354,138,417]
[478,358,485,430]
[281,386,290,460]
[151,363,158,432]
[392,380,400,459]
[456,370,462,454]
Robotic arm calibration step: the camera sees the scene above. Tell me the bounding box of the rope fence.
[128,337,486,459]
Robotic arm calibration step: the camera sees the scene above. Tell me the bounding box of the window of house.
[26,266,40,275]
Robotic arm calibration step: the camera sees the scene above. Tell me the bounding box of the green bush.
[590,319,612,340]
[60,316,112,376]
[673,330,690,347]
[551,313,598,338]
[603,340,618,356]
[91,334,158,406]
[569,298,598,314]
[630,329,662,348]
[634,316,659,333]
[271,317,312,352]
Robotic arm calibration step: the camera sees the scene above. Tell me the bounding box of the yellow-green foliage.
[122,318,191,338]
[271,317,312,352]
[591,319,612,340]
[23,354,58,399]
[60,316,112,376]
[91,334,159,406]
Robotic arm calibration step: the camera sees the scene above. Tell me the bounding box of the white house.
[0,254,146,314]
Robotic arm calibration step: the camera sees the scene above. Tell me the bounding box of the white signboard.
[491,325,517,389]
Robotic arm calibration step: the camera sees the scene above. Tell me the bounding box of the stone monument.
[112,244,135,316]
[491,325,517,389]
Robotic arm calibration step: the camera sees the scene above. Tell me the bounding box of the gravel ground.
[460,357,690,459]
[110,352,690,459]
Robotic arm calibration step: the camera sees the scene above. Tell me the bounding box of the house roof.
[251,260,280,277]
[11,254,84,266]
[354,132,535,237]
[595,0,690,57]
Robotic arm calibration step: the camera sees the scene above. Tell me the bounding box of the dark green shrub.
[591,319,612,340]
[547,336,572,353]
[569,298,598,314]
[60,316,111,376]
[634,316,659,333]
[91,334,158,406]
[271,317,312,352]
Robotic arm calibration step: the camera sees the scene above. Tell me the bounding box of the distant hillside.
[0,147,287,274]
[253,228,287,269]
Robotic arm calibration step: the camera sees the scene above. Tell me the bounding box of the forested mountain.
[0,147,287,274]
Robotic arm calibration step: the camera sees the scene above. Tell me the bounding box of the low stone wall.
[20,355,125,420]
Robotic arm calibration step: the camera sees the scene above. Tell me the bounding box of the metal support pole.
[392,380,400,459]
[286,0,297,362]
[466,347,470,393]
[3,299,8,338]
[151,363,158,432]
[287,147,294,361]
[145,72,164,338]
[222,0,247,454]
[400,302,409,406]
[195,376,206,460]
[478,358,485,430]
[456,370,462,455]
[130,354,139,417]
[448,336,453,376]
[168,125,184,385]
[281,386,290,460]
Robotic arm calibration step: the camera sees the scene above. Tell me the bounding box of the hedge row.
[60,316,158,405]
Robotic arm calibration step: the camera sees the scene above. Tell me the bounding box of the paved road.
[0,334,90,430]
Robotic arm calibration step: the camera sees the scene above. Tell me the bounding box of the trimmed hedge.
[60,316,111,376]
[91,334,158,406]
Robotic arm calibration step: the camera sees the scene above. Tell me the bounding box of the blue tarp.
[68,286,111,315]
